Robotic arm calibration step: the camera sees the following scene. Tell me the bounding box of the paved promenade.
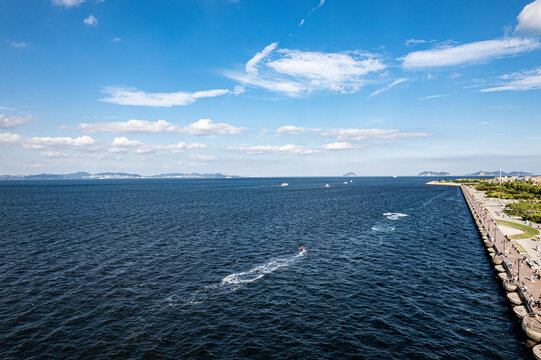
[462,186,541,312]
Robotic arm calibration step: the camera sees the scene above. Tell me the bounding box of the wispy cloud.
[322,141,353,150]
[51,0,85,6]
[516,0,541,34]
[418,94,446,100]
[276,125,305,135]
[299,0,326,27]
[480,67,541,92]
[40,151,70,158]
[99,86,232,107]
[107,137,206,154]
[134,141,206,154]
[487,105,519,110]
[74,118,245,135]
[402,37,540,69]
[369,78,408,98]
[228,144,319,154]
[84,14,98,26]
[322,128,428,142]
[0,114,34,129]
[10,41,27,48]
[75,119,176,133]
[0,132,95,149]
[181,119,245,136]
[191,155,215,161]
[405,39,435,47]
[227,43,386,96]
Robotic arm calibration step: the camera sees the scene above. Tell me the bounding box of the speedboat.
[343,181,348,184]
[325,184,330,187]
[281,182,289,186]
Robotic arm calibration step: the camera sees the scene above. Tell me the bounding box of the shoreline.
[459,185,541,358]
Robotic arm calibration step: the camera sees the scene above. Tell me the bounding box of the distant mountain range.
[466,170,534,177]
[0,172,239,180]
[418,171,450,176]
[342,172,358,177]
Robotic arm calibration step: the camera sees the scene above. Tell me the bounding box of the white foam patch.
[372,225,395,232]
[166,250,307,307]
[384,213,408,220]
[221,250,306,286]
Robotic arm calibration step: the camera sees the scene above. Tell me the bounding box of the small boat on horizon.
[281,182,289,187]
[392,175,398,178]
[343,181,348,184]
[325,184,330,187]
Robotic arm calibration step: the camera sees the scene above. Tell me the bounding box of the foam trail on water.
[384,213,408,220]
[372,225,395,232]
[221,250,306,286]
[166,250,307,307]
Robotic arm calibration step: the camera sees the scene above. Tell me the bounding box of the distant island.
[418,171,450,176]
[342,172,358,177]
[466,170,534,177]
[0,172,239,180]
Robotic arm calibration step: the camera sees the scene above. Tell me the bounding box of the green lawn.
[496,219,540,240]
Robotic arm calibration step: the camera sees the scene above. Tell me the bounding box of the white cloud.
[74,118,245,135]
[99,86,231,107]
[322,128,428,142]
[0,132,23,144]
[322,142,353,150]
[180,119,245,136]
[84,14,98,26]
[76,119,177,133]
[109,147,128,153]
[0,114,34,129]
[402,37,540,69]
[11,41,27,48]
[229,144,319,154]
[0,132,95,149]
[516,0,541,34]
[134,142,206,154]
[40,151,69,158]
[233,85,245,95]
[51,0,85,6]
[112,136,143,147]
[191,155,215,161]
[227,43,386,96]
[480,67,541,92]
[369,78,408,98]
[26,135,95,149]
[418,94,446,100]
[405,39,431,47]
[276,125,305,135]
[246,43,278,74]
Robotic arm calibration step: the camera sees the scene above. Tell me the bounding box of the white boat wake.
[372,225,396,232]
[167,250,307,307]
[383,213,408,220]
[221,250,306,286]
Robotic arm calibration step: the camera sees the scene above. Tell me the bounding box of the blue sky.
[1,0,540,176]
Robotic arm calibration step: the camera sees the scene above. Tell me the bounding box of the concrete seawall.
[459,185,541,357]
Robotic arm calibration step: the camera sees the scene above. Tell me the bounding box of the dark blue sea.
[0,177,531,359]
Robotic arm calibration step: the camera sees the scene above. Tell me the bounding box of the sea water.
[0,178,529,359]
